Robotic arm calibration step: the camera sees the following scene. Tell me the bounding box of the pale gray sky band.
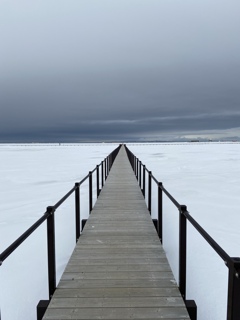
[1,0,240,142]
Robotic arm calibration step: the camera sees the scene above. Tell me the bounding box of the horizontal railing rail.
[0,144,121,319]
[125,144,240,320]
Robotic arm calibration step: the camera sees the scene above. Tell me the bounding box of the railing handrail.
[0,165,89,264]
[183,209,231,264]
[124,145,230,262]
[0,211,49,264]
[0,145,121,265]
[124,144,240,320]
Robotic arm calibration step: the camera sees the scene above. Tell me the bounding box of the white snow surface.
[128,142,240,320]
[0,142,240,320]
[0,143,119,320]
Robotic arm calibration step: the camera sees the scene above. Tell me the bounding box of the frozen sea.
[0,142,240,320]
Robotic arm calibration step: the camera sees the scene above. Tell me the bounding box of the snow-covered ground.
[0,143,119,320]
[0,142,239,320]
[128,142,240,320]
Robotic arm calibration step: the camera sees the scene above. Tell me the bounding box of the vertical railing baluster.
[46,206,56,299]
[96,165,100,197]
[135,157,137,176]
[179,205,187,300]
[136,158,139,180]
[139,161,142,188]
[75,183,80,242]
[106,157,108,177]
[105,158,107,180]
[101,160,104,188]
[227,258,240,320]
[148,171,152,214]
[89,171,92,213]
[142,165,146,197]
[110,153,112,169]
[158,182,163,243]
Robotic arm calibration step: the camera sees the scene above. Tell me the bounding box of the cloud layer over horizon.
[1,0,240,142]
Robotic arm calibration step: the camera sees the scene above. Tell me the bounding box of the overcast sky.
[1,0,240,142]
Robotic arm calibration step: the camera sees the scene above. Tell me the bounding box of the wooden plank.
[53,287,182,298]
[57,279,178,289]
[64,264,171,273]
[43,146,190,320]
[48,297,186,308]
[61,271,174,280]
[67,258,168,265]
[43,307,189,319]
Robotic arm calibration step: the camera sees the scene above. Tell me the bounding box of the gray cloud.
[1,0,240,142]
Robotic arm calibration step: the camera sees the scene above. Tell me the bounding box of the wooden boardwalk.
[43,146,190,320]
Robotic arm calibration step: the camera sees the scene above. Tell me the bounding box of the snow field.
[0,143,119,320]
[0,142,239,320]
[128,142,240,320]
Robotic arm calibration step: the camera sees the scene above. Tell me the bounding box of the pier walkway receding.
[43,146,190,319]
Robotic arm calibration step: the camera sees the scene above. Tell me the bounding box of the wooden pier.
[43,146,190,319]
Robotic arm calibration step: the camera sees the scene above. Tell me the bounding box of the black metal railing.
[125,145,240,320]
[0,144,121,319]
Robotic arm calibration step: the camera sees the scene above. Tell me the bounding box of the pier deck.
[43,146,190,319]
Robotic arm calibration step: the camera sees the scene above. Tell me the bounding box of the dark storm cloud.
[1,0,240,141]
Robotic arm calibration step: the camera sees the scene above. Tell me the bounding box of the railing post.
[136,158,139,180]
[139,161,142,188]
[37,301,49,320]
[82,219,87,231]
[96,165,100,197]
[105,158,107,180]
[101,160,104,188]
[130,153,133,169]
[108,155,110,171]
[148,171,152,214]
[227,258,240,320]
[142,165,146,197]
[46,206,56,299]
[179,205,187,300]
[75,183,80,242]
[106,157,108,176]
[89,171,92,213]
[110,153,112,169]
[158,182,163,243]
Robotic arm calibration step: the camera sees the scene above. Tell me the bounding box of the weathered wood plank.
[53,287,182,298]
[57,278,178,289]
[43,307,189,319]
[49,297,185,308]
[61,271,174,280]
[67,258,168,265]
[64,264,171,273]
